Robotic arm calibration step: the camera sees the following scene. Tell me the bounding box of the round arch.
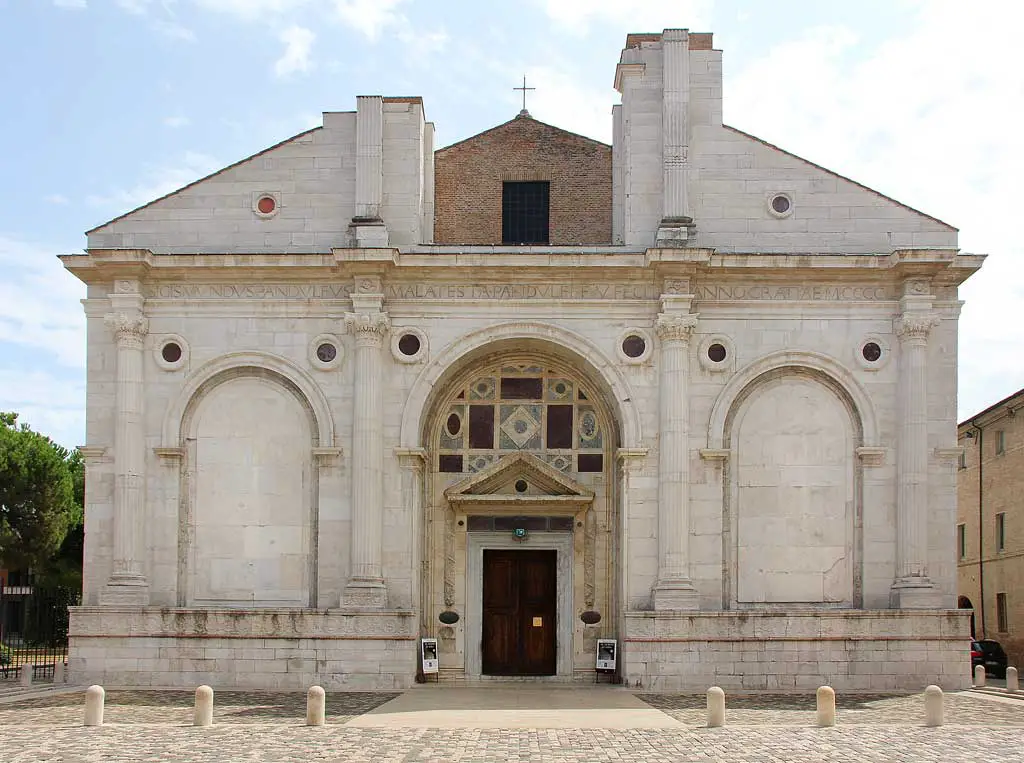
[706,349,879,450]
[399,321,642,450]
[161,350,336,449]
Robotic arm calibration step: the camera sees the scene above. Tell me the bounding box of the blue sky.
[1,0,1021,447]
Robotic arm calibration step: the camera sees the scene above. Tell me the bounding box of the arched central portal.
[419,347,622,680]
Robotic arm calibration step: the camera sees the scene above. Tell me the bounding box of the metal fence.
[0,581,79,683]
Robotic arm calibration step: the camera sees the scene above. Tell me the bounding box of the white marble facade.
[64,30,982,691]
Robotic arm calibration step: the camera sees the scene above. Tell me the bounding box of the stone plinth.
[623,609,972,692]
[68,607,417,691]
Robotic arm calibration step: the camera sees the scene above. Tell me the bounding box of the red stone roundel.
[257,196,276,215]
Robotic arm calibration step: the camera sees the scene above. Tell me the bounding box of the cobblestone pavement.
[0,690,1021,762]
[640,690,1024,726]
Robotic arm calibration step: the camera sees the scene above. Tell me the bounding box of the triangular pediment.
[444,453,594,507]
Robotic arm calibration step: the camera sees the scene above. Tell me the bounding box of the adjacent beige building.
[958,388,1024,667]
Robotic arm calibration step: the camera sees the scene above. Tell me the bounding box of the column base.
[890,577,944,609]
[99,574,150,606]
[341,578,388,610]
[350,218,389,247]
[655,216,696,248]
[652,578,701,611]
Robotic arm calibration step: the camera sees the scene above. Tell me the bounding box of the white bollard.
[53,661,66,685]
[306,685,326,726]
[19,664,32,688]
[84,685,105,726]
[816,686,836,727]
[924,685,943,727]
[706,686,725,728]
[974,664,986,687]
[193,685,214,727]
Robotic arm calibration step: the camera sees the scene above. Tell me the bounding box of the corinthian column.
[891,303,942,608]
[342,298,390,609]
[652,309,700,610]
[100,309,150,604]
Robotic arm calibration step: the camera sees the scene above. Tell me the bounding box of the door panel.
[482,549,557,676]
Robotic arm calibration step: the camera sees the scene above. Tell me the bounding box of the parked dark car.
[971,639,1008,678]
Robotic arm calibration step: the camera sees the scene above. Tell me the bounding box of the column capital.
[104,312,149,347]
[345,311,390,344]
[655,312,698,342]
[894,311,940,341]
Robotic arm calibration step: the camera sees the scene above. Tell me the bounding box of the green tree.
[0,412,77,571]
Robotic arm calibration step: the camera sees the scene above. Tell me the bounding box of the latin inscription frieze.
[694,284,895,302]
[385,283,659,300]
[148,283,355,300]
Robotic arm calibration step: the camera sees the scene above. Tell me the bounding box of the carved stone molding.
[78,445,109,464]
[855,446,887,467]
[345,311,389,343]
[584,508,597,608]
[312,447,343,466]
[699,448,730,462]
[655,312,698,342]
[663,278,691,295]
[104,312,149,346]
[395,447,426,472]
[933,446,964,465]
[894,312,940,341]
[153,447,183,464]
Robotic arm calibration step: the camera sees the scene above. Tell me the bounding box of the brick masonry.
[433,115,612,245]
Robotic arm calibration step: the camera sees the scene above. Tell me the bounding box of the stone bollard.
[19,663,32,688]
[84,685,105,726]
[1007,667,1019,692]
[306,685,326,726]
[706,686,725,728]
[193,685,214,727]
[974,664,986,687]
[816,686,836,727]
[924,685,943,726]
[53,661,65,685]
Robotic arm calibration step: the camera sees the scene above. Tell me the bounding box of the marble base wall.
[68,607,417,691]
[623,609,972,692]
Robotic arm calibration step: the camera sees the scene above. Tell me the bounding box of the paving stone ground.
[0,689,1020,762]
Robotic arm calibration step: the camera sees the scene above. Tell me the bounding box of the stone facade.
[63,29,982,692]
[957,388,1024,667]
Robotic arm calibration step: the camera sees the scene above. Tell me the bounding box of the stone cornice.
[59,248,985,290]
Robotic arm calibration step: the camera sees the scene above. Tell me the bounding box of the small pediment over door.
[444,452,594,511]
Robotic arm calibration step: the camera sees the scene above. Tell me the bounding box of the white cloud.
[517,63,614,143]
[115,0,151,14]
[0,370,86,450]
[540,0,713,35]
[332,0,407,41]
[190,0,309,19]
[53,0,87,9]
[723,1,1024,418]
[274,25,315,78]
[86,150,221,212]
[163,115,191,128]
[152,18,196,41]
[45,194,69,205]
[0,235,87,373]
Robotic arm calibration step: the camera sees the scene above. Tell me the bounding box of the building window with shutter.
[997,592,1008,632]
[957,523,966,560]
[959,449,967,470]
[996,429,1006,455]
[997,512,1006,552]
[502,181,549,244]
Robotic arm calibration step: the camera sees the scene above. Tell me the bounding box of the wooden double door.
[481,549,557,676]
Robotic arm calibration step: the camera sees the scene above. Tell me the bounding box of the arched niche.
[166,352,333,608]
[715,359,868,610]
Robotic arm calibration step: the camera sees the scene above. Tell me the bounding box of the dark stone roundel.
[862,342,882,362]
[398,333,421,356]
[707,342,727,363]
[580,610,602,625]
[622,334,646,358]
[438,610,460,625]
[161,342,182,363]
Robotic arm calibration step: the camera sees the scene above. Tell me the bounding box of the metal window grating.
[502,181,549,244]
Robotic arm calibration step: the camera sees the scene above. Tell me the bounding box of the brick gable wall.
[434,115,612,245]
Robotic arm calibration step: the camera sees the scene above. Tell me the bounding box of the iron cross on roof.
[513,75,535,116]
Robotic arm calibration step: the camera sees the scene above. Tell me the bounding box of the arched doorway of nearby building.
[958,595,976,638]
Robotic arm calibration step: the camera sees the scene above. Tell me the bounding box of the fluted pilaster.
[652,310,700,610]
[341,307,390,608]
[100,310,150,604]
[891,306,942,608]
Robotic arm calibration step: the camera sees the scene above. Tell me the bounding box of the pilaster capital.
[894,311,940,341]
[655,313,698,343]
[345,311,390,344]
[395,447,427,472]
[104,312,149,347]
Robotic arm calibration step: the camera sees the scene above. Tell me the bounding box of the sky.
[0,0,1021,448]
